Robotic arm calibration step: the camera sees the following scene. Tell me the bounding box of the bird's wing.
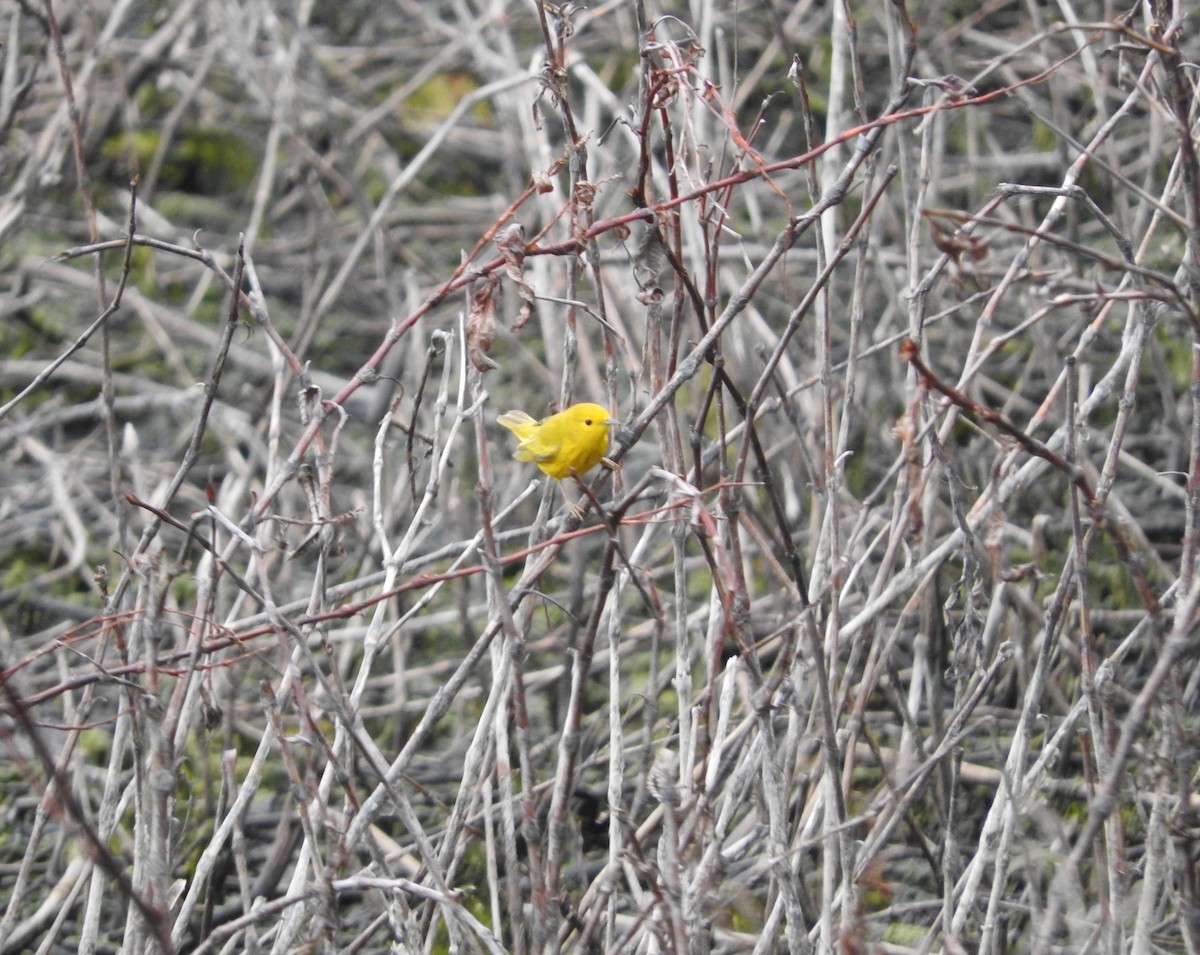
[519,431,561,464]
[497,410,537,434]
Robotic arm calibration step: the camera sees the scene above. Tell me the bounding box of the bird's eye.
[584,418,593,425]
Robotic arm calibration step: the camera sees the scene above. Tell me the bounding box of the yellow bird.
[497,402,619,479]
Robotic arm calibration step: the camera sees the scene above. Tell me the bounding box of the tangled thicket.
[2,1,1199,953]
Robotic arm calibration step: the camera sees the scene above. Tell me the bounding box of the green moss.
[1031,115,1059,153]
[173,128,260,194]
[2,549,44,589]
[134,75,179,114]
[78,727,114,763]
[587,51,640,100]
[883,922,930,946]
[100,128,163,173]
[1157,325,1193,390]
[404,73,493,125]
[101,127,259,196]
[726,892,767,933]
[172,574,198,605]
